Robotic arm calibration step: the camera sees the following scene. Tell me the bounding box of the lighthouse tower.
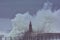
[29,21,32,32]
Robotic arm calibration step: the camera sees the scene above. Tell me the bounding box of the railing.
[37,33,60,40]
[23,33,60,40]
[4,33,60,40]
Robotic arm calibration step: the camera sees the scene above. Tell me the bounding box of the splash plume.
[8,2,60,38]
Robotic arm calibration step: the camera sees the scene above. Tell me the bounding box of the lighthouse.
[29,21,32,32]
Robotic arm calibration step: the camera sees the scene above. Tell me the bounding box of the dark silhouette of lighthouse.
[29,21,32,32]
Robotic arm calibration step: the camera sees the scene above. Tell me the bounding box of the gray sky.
[0,0,60,19]
[0,18,12,33]
[0,0,45,33]
[0,0,60,33]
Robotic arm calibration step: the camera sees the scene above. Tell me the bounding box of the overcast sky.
[0,18,12,33]
[0,0,60,19]
[0,0,60,33]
